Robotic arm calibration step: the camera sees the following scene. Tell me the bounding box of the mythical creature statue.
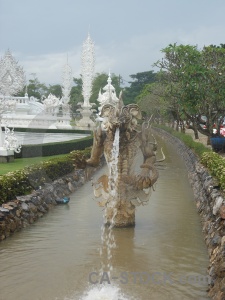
[87,92,164,227]
[3,126,21,153]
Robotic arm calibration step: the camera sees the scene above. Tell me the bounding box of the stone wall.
[0,165,99,242]
[154,128,225,300]
[1,128,224,298]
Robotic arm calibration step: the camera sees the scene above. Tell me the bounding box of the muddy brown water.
[0,138,209,300]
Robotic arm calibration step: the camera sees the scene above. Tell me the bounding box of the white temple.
[0,50,73,130]
[0,33,97,143]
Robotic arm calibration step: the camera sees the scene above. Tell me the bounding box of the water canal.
[0,137,209,300]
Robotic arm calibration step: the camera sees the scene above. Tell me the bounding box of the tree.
[48,84,62,98]
[123,70,157,104]
[15,75,48,100]
[70,77,83,116]
[137,82,171,124]
[27,76,48,100]
[154,43,225,139]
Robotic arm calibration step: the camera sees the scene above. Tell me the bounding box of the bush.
[68,147,92,169]
[201,152,225,190]
[0,148,92,204]
[0,170,33,202]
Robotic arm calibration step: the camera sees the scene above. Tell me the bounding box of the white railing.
[1,114,72,129]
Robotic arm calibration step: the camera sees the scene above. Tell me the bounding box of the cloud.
[18,49,81,85]
[3,24,225,87]
[177,25,225,48]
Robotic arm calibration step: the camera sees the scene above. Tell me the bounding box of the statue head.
[100,103,142,138]
[97,73,142,139]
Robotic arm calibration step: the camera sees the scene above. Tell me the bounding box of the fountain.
[87,76,163,227]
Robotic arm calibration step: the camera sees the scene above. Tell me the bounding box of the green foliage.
[155,125,225,191]
[137,82,169,121]
[27,76,49,99]
[48,84,62,98]
[68,147,91,169]
[70,77,83,116]
[23,156,74,189]
[123,70,157,105]
[15,76,62,100]
[154,43,225,137]
[0,148,92,204]
[0,154,68,176]
[201,152,225,190]
[0,170,33,202]
[155,124,211,157]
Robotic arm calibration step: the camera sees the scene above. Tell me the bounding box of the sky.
[0,0,225,87]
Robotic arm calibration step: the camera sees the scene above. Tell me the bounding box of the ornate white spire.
[61,57,72,104]
[81,33,95,107]
[97,72,119,112]
[0,50,26,96]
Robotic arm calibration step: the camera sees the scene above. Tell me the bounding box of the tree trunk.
[180,121,186,133]
[193,121,199,139]
[194,128,199,139]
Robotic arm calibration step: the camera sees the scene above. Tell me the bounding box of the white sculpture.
[76,33,96,128]
[0,93,21,161]
[42,93,62,115]
[0,49,26,96]
[61,59,72,104]
[61,59,72,116]
[3,126,21,153]
[97,72,120,113]
[81,33,95,107]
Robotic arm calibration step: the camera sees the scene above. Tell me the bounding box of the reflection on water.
[0,138,209,300]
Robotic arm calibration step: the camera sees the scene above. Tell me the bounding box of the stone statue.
[87,92,163,227]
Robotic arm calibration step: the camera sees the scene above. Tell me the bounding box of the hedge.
[15,136,93,158]
[3,127,92,134]
[0,148,91,204]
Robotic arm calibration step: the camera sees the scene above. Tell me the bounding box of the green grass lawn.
[0,154,67,176]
